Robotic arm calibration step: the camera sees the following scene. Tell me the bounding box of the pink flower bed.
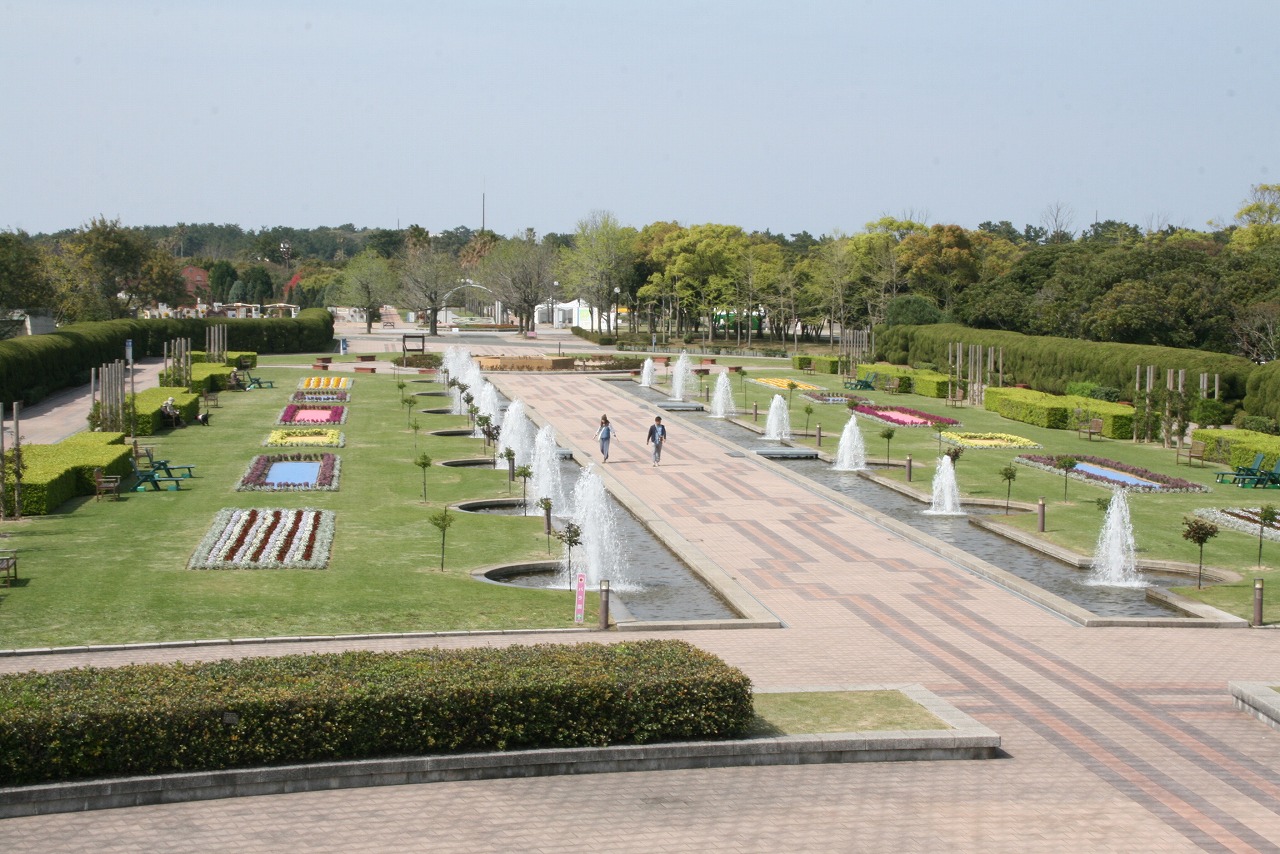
[850,404,959,428]
[278,404,347,425]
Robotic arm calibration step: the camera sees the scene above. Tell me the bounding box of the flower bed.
[851,405,960,428]
[941,431,1041,450]
[237,453,341,492]
[264,428,345,447]
[298,376,352,390]
[751,377,822,391]
[278,404,347,425]
[802,391,865,405]
[1016,454,1207,493]
[291,390,350,403]
[189,508,336,570]
[1194,506,1280,542]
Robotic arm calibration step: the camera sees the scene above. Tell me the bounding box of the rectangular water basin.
[266,461,322,486]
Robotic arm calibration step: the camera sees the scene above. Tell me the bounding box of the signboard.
[574,572,587,623]
[125,339,133,366]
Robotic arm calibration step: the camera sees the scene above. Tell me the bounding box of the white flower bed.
[1194,506,1280,543]
[189,508,336,569]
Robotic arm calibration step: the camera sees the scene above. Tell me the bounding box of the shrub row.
[0,641,754,786]
[1192,427,1280,469]
[875,323,1255,403]
[856,364,954,397]
[132,387,200,437]
[571,326,616,346]
[0,309,332,409]
[2,432,130,516]
[983,387,1135,438]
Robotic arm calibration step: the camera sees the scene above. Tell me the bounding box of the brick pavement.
[3,369,1280,853]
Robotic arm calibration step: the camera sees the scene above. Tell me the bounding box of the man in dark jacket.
[646,416,668,466]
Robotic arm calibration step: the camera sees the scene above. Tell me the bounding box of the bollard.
[1037,497,1046,532]
[905,454,912,482]
[507,454,516,482]
[544,504,553,535]
[816,425,822,447]
[704,385,709,402]
[1255,577,1265,627]
[753,401,758,422]
[599,580,611,630]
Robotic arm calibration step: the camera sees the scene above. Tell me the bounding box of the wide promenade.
[3,331,1279,852]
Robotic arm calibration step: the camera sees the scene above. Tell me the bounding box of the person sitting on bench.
[227,370,245,391]
[161,397,186,428]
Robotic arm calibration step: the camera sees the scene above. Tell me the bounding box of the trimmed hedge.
[876,323,1255,403]
[791,355,812,371]
[810,355,842,375]
[983,387,1135,438]
[132,387,200,436]
[0,641,753,786]
[1192,427,1280,468]
[2,432,130,516]
[0,309,332,409]
[855,363,953,397]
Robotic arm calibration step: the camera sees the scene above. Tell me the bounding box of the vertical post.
[816,424,822,447]
[1037,497,1046,532]
[1255,578,1265,627]
[753,401,758,422]
[905,454,912,482]
[599,580,610,630]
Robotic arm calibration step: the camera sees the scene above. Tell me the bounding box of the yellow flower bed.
[265,428,345,447]
[751,377,822,391]
[940,431,1041,449]
[300,376,351,390]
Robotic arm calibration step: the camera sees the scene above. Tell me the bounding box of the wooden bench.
[354,365,377,374]
[1078,418,1104,440]
[312,363,330,370]
[315,356,333,365]
[94,467,122,501]
[652,357,669,366]
[726,365,743,373]
[700,358,717,366]
[883,376,901,394]
[801,364,816,375]
[356,355,377,362]
[0,549,16,589]
[203,389,220,408]
[945,388,966,407]
[1177,439,1207,467]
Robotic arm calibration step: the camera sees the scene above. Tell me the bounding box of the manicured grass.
[0,365,592,648]
[746,691,948,736]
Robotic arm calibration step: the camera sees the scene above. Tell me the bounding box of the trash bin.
[339,338,349,356]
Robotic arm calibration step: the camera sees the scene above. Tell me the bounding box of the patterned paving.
[3,369,1280,853]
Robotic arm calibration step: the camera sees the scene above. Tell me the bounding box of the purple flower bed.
[237,452,341,492]
[803,391,867,404]
[291,390,350,403]
[850,404,960,428]
[278,404,348,425]
[1016,454,1207,493]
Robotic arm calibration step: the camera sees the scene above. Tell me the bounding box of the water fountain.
[832,414,867,471]
[530,424,568,515]
[670,352,695,401]
[709,372,735,418]
[563,465,630,589]
[1088,490,1144,587]
[922,455,964,516]
[496,399,535,468]
[476,381,502,436]
[639,358,655,388]
[763,394,791,441]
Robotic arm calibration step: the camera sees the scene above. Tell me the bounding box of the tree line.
[4,185,1280,358]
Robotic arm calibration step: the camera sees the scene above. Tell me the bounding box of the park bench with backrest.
[1176,439,1206,467]
[883,376,901,394]
[0,549,16,589]
[94,467,122,501]
[1077,418,1104,440]
[845,372,876,391]
[1234,459,1280,488]
[129,459,186,491]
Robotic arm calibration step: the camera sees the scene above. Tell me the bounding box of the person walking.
[646,416,668,466]
[594,414,613,463]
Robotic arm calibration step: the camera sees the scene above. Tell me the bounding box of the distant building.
[180,266,209,301]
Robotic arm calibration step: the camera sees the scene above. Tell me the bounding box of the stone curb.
[1229,680,1280,730]
[0,685,998,819]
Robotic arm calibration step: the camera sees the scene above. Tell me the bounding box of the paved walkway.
[4,358,1280,852]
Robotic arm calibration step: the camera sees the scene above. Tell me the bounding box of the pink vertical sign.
[574,572,587,623]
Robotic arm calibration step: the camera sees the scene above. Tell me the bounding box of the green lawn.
[746,691,948,736]
[0,361,592,648]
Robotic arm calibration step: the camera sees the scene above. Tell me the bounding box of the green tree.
[414,453,432,501]
[1228,184,1280,252]
[1058,457,1077,500]
[427,507,454,571]
[1257,505,1277,567]
[60,217,186,319]
[0,231,53,338]
[337,250,398,334]
[1000,465,1018,514]
[879,427,895,463]
[1181,518,1218,589]
[514,464,533,508]
[398,231,462,336]
[207,260,238,302]
[559,210,637,334]
[481,230,558,332]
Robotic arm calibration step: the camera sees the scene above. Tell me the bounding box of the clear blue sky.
[2,0,1276,239]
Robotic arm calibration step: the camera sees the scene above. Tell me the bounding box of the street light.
[613,286,620,334]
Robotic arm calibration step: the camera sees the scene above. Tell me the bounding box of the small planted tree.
[1182,517,1219,589]
[787,380,799,405]
[410,417,421,452]
[803,403,814,435]
[1057,456,1077,501]
[515,464,533,509]
[414,453,432,501]
[944,447,963,466]
[427,508,454,572]
[502,447,516,484]
[999,465,1017,514]
[556,521,583,577]
[934,422,947,454]
[537,497,553,552]
[1258,505,1277,567]
[879,427,896,463]
[401,396,413,426]
[476,414,492,448]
